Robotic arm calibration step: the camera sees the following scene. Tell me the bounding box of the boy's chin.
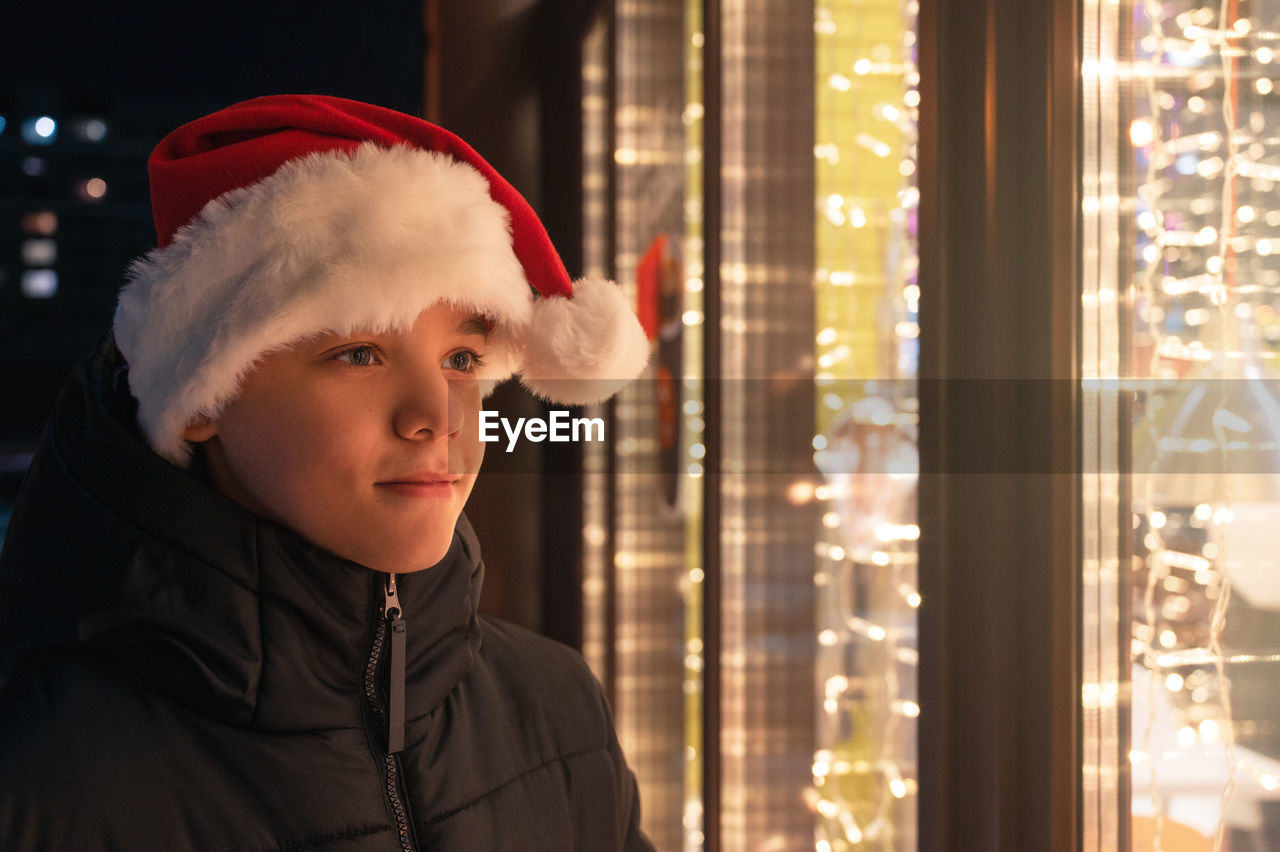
[302,507,468,575]
[355,536,458,575]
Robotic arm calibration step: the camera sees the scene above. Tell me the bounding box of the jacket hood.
[0,336,484,733]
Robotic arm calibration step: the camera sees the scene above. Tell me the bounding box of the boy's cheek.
[449,378,484,410]
[449,435,485,477]
[453,398,486,476]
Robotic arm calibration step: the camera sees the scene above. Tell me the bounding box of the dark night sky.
[3,0,424,114]
[0,0,427,453]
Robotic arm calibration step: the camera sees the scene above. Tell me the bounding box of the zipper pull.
[384,573,407,754]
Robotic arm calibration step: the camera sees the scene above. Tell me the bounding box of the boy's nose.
[392,369,462,440]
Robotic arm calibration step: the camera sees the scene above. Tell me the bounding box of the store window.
[583,1,919,849]
[1083,0,1280,847]
[592,3,702,850]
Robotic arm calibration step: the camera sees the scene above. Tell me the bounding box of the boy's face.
[184,302,488,573]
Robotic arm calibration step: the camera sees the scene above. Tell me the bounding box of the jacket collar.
[0,336,483,732]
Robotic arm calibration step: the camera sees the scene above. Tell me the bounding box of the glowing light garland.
[1086,1,1280,848]
[811,0,920,848]
[581,11,611,692]
[682,3,707,849]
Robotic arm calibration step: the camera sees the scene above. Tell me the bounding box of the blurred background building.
[5,1,1280,850]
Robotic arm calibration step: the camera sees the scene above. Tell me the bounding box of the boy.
[0,95,652,850]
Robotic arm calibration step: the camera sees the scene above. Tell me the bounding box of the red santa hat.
[114,94,649,465]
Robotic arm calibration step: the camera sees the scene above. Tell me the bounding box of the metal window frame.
[916,0,1081,848]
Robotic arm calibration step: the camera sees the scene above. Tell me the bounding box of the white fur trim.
[518,277,651,405]
[114,143,532,465]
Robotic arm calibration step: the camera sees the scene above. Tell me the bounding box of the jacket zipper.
[365,572,416,852]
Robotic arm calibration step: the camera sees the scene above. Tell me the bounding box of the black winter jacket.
[0,339,652,851]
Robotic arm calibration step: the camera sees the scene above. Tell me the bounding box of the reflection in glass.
[1084,0,1280,847]
[606,2,700,849]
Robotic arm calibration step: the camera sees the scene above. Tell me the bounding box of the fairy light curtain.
[680,0,708,846]
[810,0,920,850]
[581,10,611,703]
[1083,0,1280,848]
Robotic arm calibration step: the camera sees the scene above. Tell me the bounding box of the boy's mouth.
[375,473,460,497]
[379,472,458,484]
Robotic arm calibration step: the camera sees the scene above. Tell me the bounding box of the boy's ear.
[183,415,219,443]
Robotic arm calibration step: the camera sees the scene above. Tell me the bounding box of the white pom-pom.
[518,277,651,404]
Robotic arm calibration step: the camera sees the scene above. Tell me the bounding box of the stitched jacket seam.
[419,744,610,827]
[244,822,390,852]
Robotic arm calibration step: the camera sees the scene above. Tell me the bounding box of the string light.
[1103,3,1280,849]
[812,0,919,847]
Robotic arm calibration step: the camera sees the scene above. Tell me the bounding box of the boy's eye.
[445,350,484,373]
[335,345,379,367]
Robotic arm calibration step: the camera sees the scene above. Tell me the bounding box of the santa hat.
[114,94,649,466]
